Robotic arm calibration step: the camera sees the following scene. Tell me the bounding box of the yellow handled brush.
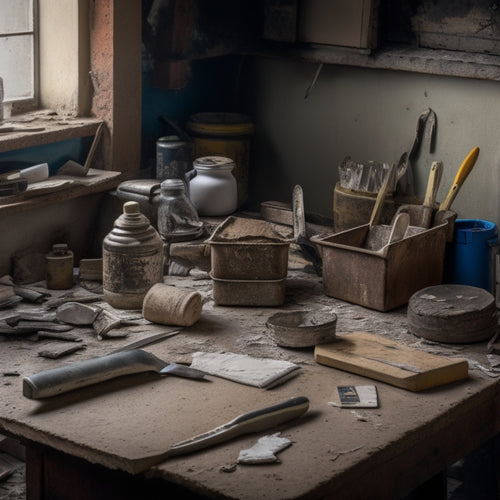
[439,146,479,211]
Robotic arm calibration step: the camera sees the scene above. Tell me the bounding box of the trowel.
[57,122,104,176]
[22,349,207,399]
[292,185,322,275]
[364,163,397,250]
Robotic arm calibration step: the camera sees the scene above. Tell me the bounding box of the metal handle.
[166,396,310,458]
[23,350,159,399]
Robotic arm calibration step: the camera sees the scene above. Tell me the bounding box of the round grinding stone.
[408,284,498,344]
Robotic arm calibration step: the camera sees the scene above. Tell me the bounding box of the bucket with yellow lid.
[186,112,254,208]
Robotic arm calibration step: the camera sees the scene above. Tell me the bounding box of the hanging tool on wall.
[396,108,437,196]
[304,63,323,99]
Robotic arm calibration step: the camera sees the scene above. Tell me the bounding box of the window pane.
[0,35,34,100]
[0,0,33,34]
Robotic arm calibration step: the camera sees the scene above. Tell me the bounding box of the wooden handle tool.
[416,160,443,228]
[439,146,479,211]
[369,163,397,228]
[423,161,443,209]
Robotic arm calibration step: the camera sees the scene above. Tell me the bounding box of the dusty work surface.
[0,268,500,499]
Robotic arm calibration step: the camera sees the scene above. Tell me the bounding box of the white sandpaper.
[190,351,300,388]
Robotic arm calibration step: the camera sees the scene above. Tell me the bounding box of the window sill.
[0,110,102,153]
[0,169,122,217]
[0,168,122,216]
[0,111,121,216]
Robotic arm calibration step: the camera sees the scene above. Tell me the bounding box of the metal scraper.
[22,349,207,399]
[126,396,310,473]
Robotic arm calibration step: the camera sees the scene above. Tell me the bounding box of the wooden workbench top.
[0,269,499,499]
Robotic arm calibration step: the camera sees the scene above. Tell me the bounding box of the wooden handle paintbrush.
[439,146,479,211]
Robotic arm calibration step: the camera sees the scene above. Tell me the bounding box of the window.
[0,0,38,112]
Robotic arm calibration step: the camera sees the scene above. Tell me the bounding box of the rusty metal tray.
[311,223,448,311]
[207,216,292,280]
[210,273,286,306]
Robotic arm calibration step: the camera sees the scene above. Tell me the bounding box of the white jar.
[189,156,238,216]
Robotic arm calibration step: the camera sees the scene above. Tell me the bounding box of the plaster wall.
[247,57,500,228]
[0,195,102,277]
[39,0,90,116]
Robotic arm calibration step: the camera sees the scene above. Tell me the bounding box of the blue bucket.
[445,219,499,292]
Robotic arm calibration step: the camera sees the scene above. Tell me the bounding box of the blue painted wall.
[0,137,92,176]
[0,53,245,179]
[141,54,249,174]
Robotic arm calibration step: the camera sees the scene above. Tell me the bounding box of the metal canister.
[156,135,192,183]
[45,243,74,290]
[102,201,165,309]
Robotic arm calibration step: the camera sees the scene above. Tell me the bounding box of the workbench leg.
[402,471,447,500]
[495,434,500,497]
[24,443,205,500]
[447,436,500,499]
[25,446,43,500]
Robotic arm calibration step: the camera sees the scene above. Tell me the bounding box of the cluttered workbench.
[0,243,500,499]
[1,101,497,498]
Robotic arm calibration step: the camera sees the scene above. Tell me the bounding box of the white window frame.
[1,0,92,119]
[0,0,39,113]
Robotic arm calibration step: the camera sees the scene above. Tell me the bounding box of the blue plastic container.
[445,219,498,292]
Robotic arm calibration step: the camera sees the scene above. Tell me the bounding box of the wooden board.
[314,331,468,391]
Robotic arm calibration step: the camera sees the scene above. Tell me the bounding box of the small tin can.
[45,243,74,290]
[156,135,192,183]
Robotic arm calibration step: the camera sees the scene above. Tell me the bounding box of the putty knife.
[165,396,309,456]
[128,396,309,472]
[23,349,207,399]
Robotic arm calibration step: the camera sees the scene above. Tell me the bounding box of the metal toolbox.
[311,222,448,312]
[207,216,292,280]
